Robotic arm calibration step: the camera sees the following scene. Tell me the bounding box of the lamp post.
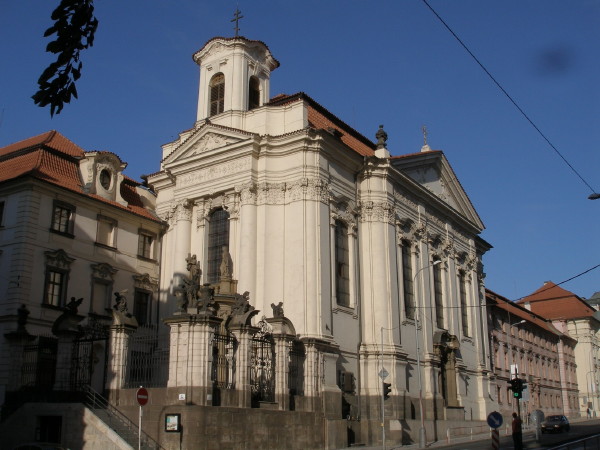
[414,259,441,449]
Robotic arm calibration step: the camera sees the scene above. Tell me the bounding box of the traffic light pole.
[514,367,521,418]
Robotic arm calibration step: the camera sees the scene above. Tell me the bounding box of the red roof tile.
[486,289,563,336]
[517,281,596,320]
[268,92,376,157]
[0,131,160,223]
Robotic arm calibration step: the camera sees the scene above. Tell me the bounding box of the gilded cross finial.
[231,7,244,37]
[422,125,428,146]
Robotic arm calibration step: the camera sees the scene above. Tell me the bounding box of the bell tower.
[192,36,280,122]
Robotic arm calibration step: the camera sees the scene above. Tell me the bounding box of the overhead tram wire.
[414,261,600,311]
[420,0,599,200]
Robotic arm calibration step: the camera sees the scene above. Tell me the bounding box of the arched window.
[207,208,230,283]
[209,73,225,116]
[248,76,260,110]
[334,220,350,307]
[459,271,469,336]
[433,260,444,328]
[401,240,415,319]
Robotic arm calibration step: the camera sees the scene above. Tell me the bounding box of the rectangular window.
[91,281,111,314]
[44,269,67,307]
[0,201,4,226]
[334,221,350,307]
[36,415,62,443]
[138,230,155,259]
[459,272,469,336]
[50,201,75,235]
[134,289,151,326]
[401,241,414,319]
[433,262,444,328]
[97,216,117,247]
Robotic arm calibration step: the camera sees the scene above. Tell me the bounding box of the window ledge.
[95,242,117,251]
[49,228,74,239]
[332,305,357,318]
[41,303,65,311]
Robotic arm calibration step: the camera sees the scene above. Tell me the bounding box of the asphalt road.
[433,419,600,449]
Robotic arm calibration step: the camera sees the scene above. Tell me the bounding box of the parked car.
[541,415,570,433]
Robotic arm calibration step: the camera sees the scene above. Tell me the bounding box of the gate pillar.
[267,316,297,411]
[229,324,258,408]
[4,306,36,391]
[164,312,222,405]
[106,323,138,390]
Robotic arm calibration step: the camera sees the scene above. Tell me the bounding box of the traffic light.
[509,378,521,398]
[509,378,524,399]
[383,382,391,400]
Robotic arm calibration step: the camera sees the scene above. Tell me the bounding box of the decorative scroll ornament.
[359,201,394,224]
[132,273,158,291]
[91,262,118,281]
[45,249,75,270]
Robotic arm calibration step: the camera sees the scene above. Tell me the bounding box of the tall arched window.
[334,220,350,307]
[433,260,444,328]
[207,208,230,283]
[401,240,415,319]
[209,73,225,116]
[248,76,260,110]
[459,271,469,336]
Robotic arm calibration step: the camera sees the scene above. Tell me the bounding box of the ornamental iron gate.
[70,318,108,392]
[124,323,170,388]
[21,336,57,389]
[250,319,275,407]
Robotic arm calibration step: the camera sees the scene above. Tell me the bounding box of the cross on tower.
[422,125,428,146]
[231,7,244,36]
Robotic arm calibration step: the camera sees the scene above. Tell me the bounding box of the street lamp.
[414,259,441,449]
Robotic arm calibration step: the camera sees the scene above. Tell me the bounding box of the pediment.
[162,125,252,165]
[392,151,484,230]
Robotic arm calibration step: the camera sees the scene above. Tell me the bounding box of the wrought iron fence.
[211,329,236,389]
[20,335,57,389]
[124,324,170,388]
[250,320,275,406]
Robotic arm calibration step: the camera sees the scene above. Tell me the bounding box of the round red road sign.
[136,387,149,406]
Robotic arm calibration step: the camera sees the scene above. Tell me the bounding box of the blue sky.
[1,1,598,300]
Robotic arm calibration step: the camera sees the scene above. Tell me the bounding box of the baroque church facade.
[145,35,494,445]
[0,33,500,449]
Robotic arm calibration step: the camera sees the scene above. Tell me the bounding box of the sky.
[1,1,598,301]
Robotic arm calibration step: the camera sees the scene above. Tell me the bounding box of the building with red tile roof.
[518,282,600,417]
[486,289,579,419]
[0,131,165,408]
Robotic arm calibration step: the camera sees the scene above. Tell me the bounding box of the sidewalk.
[343,416,593,450]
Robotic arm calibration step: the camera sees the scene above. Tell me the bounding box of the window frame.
[459,271,470,336]
[401,240,415,319]
[137,229,156,260]
[133,288,151,326]
[209,73,225,116]
[43,267,68,307]
[334,220,350,308]
[96,215,117,248]
[248,75,260,110]
[433,260,444,329]
[50,200,76,237]
[207,208,230,283]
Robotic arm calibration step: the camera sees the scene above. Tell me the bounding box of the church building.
[144,34,494,446]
